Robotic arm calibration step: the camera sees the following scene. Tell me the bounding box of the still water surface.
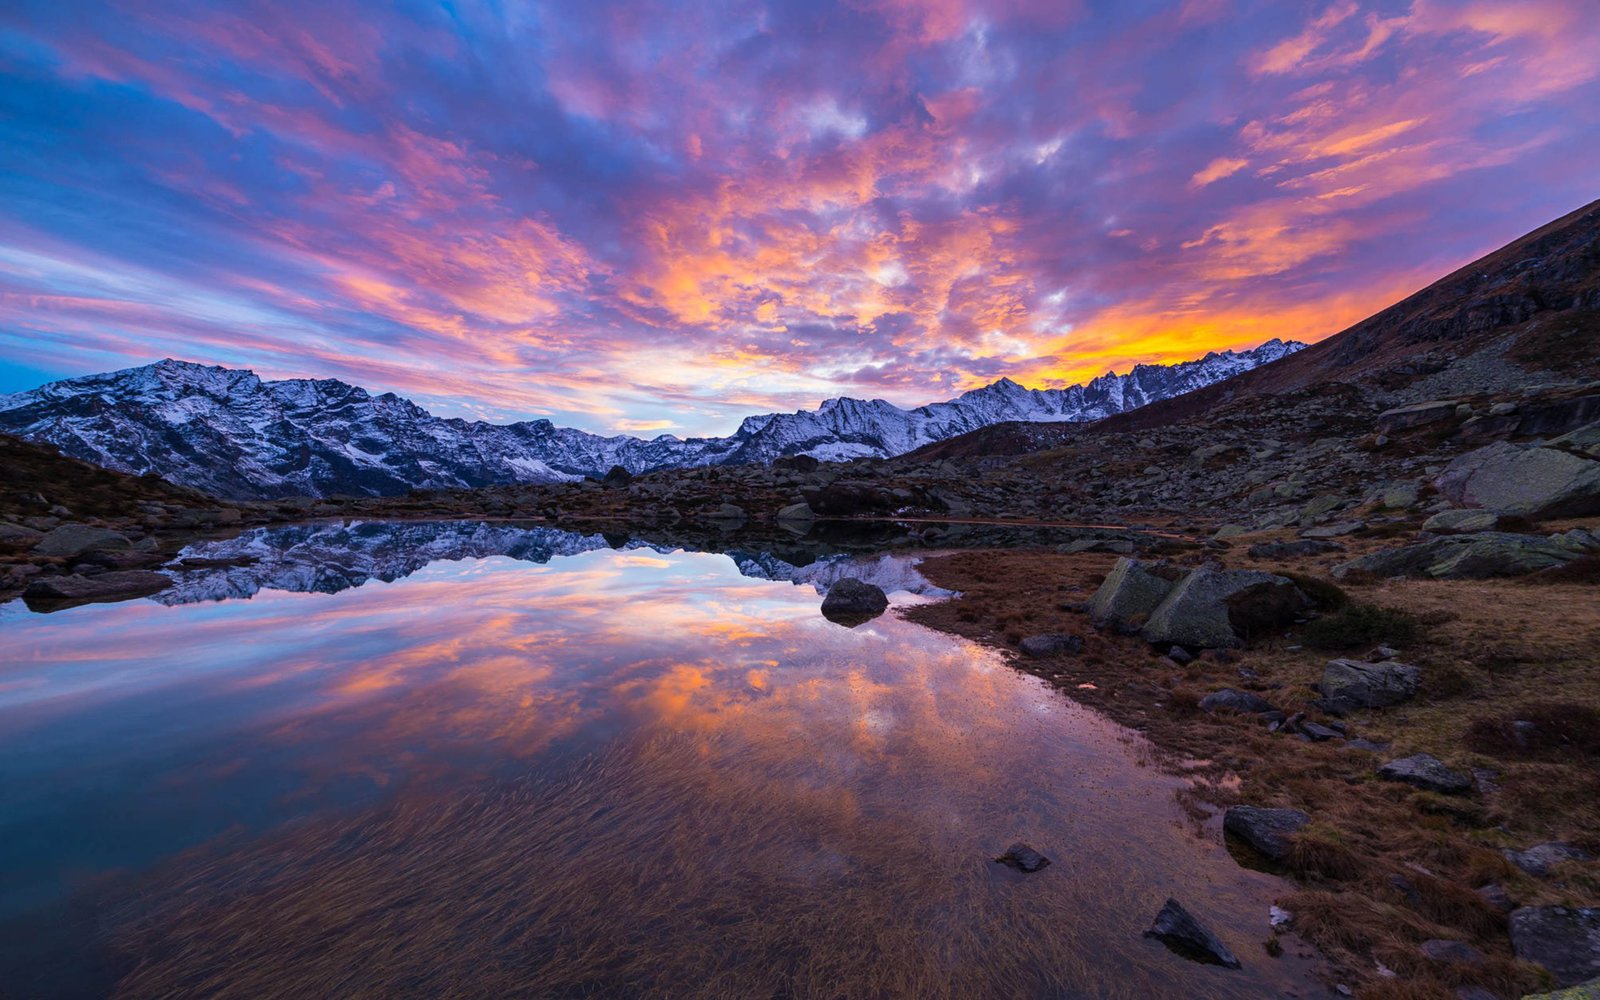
[0,522,1313,998]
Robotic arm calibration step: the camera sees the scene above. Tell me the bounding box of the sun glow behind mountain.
[1,0,1597,435]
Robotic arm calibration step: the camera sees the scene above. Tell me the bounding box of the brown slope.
[0,431,217,524]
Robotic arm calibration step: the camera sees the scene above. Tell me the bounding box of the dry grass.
[908,544,1600,998]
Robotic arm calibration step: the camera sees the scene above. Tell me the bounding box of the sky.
[1,1,1597,437]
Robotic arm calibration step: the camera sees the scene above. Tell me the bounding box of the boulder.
[819,578,889,624]
[705,503,747,522]
[1334,532,1579,580]
[0,522,45,553]
[1301,521,1363,539]
[1549,421,1600,459]
[1511,906,1600,988]
[600,465,633,488]
[1318,659,1421,715]
[1247,539,1344,559]
[993,842,1051,873]
[1144,898,1241,969]
[1421,509,1501,534]
[1019,634,1083,658]
[32,524,132,557]
[22,571,171,605]
[776,502,817,522]
[1377,754,1472,794]
[1199,689,1275,715]
[1505,842,1593,877]
[1140,568,1310,649]
[1434,441,1600,518]
[1223,805,1309,861]
[801,482,896,516]
[1086,558,1178,632]
[1377,400,1461,435]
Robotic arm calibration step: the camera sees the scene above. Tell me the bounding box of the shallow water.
[0,522,1314,998]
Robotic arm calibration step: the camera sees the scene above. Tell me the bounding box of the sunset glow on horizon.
[2,0,1597,435]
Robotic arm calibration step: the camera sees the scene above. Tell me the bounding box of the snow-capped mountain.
[0,339,1301,498]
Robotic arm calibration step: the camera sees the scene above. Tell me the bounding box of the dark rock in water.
[1019,633,1083,658]
[1144,898,1241,969]
[1087,557,1179,632]
[819,578,889,624]
[600,464,633,488]
[1223,805,1309,862]
[994,842,1051,873]
[1140,567,1311,649]
[1335,531,1580,580]
[1317,659,1420,715]
[23,570,171,606]
[1377,754,1472,794]
[1198,689,1275,715]
[1510,906,1600,987]
[1247,539,1344,559]
[33,523,132,557]
[1505,842,1593,877]
[1420,939,1484,965]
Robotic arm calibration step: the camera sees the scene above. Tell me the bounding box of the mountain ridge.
[0,339,1302,499]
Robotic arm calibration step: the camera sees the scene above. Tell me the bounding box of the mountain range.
[0,339,1301,499]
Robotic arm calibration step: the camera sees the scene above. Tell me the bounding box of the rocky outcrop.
[22,570,171,605]
[1435,441,1600,519]
[1377,754,1472,794]
[32,524,132,557]
[1511,906,1600,988]
[1139,567,1310,649]
[819,578,889,624]
[1223,805,1309,862]
[1335,532,1580,579]
[1144,898,1241,968]
[1376,400,1461,435]
[1317,659,1420,715]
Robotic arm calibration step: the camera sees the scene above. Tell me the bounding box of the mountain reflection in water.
[0,525,1313,999]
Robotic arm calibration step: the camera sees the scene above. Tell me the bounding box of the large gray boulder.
[1318,659,1421,715]
[33,524,132,557]
[1511,906,1600,988]
[1334,532,1579,580]
[1086,558,1177,631]
[1140,568,1310,649]
[1376,753,1472,794]
[1434,441,1600,519]
[1223,805,1309,862]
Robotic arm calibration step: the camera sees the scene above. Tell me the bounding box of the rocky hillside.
[0,340,1300,499]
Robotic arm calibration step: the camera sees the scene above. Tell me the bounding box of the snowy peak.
[0,339,1303,499]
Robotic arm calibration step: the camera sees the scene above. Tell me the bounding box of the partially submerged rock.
[993,842,1051,873]
[1435,440,1600,519]
[1511,906,1600,988]
[1377,754,1472,794]
[1334,531,1579,580]
[819,578,889,624]
[1144,898,1241,969]
[22,570,171,606]
[1222,805,1309,862]
[1317,659,1420,715]
[1018,633,1083,658]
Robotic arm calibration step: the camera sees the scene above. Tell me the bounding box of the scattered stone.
[775,502,816,522]
[1140,567,1310,649]
[1335,531,1579,579]
[1086,558,1178,632]
[994,842,1051,873]
[1223,806,1309,862]
[1344,739,1390,753]
[1318,659,1421,715]
[1511,906,1600,988]
[32,524,132,557]
[1377,400,1461,435]
[1420,939,1484,965]
[1199,689,1275,715]
[1435,440,1600,519]
[1269,905,1293,929]
[0,522,45,552]
[705,503,747,522]
[1505,842,1594,877]
[1144,898,1241,969]
[819,578,889,623]
[1422,509,1501,534]
[1212,524,1250,540]
[22,570,172,605]
[1381,484,1420,510]
[1247,539,1344,559]
[1019,633,1083,658]
[1301,521,1364,539]
[1062,537,1136,554]
[1298,722,1341,742]
[1377,754,1472,794]
[1476,884,1514,913]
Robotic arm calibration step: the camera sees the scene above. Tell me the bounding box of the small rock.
[1165,645,1194,665]
[1298,722,1341,742]
[1223,806,1309,862]
[994,842,1051,873]
[1144,898,1241,969]
[1269,905,1293,929]
[776,502,816,522]
[1377,754,1472,794]
[1318,659,1420,715]
[1505,842,1593,877]
[1511,906,1600,987]
[1199,689,1275,715]
[1019,634,1083,658]
[1422,509,1501,534]
[1344,738,1390,753]
[1246,539,1344,559]
[819,578,889,624]
[1476,884,1514,913]
[1301,521,1364,539]
[1420,939,1484,964]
